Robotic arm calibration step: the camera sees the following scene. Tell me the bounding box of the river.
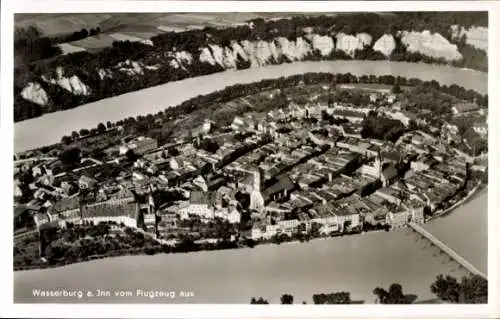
[14,60,487,152]
[14,191,487,304]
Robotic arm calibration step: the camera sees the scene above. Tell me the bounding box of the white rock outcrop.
[231,41,248,62]
[241,40,258,67]
[175,51,193,66]
[98,69,113,80]
[335,33,372,58]
[311,34,334,57]
[48,67,91,95]
[269,40,280,61]
[275,37,295,61]
[373,34,396,57]
[209,44,225,68]
[255,40,274,66]
[222,46,238,69]
[199,47,216,66]
[399,30,463,61]
[294,37,313,60]
[117,60,144,76]
[21,82,49,106]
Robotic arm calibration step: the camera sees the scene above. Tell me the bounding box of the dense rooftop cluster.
[13,79,488,269]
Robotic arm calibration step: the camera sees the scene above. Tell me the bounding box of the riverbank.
[14,60,487,152]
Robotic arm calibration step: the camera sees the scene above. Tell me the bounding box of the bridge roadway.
[408,222,487,279]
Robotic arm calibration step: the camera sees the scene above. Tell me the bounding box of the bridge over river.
[408,222,487,279]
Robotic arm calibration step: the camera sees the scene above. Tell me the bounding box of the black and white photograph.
[1,1,498,318]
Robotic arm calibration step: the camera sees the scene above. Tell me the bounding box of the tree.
[461,275,488,304]
[97,122,106,134]
[106,121,113,129]
[61,135,72,145]
[80,28,89,38]
[374,283,413,304]
[431,274,488,304]
[79,128,90,136]
[250,297,269,304]
[392,79,402,94]
[125,149,138,162]
[430,274,461,303]
[71,131,80,140]
[313,292,351,304]
[59,147,81,166]
[280,294,294,304]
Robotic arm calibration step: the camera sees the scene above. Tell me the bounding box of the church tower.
[376,151,382,180]
[249,169,264,213]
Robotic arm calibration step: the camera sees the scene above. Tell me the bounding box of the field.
[15,12,337,37]
[13,12,343,55]
[69,34,118,53]
[57,43,87,55]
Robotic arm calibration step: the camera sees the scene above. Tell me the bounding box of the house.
[33,212,51,228]
[332,109,366,123]
[385,111,417,126]
[14,205,40,230]
[452,102,479,115]
[215,206,241,224]
[78,175,98,190]
[44,160,64,176]
[387,205,410,228]
[178,191,215,220]
[48,196,81,221]
[261,175,295,204]
[381,151,403,165]
[473,123,488,137]
[381,165,398,187]
[14,182,23,200]
[119,136,158,155]
[60,181,74,195]
[374,187,402,205]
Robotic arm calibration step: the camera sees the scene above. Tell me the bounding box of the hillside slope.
[14,12,488,123]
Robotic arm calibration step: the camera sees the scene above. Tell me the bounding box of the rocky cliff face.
[399,30,463,61]
[373,34,396,57]
[19,26,483,108]
[42,67,91,96]
[335,33,372,58]
[21,82,49,106]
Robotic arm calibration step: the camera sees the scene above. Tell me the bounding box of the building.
[261,175,295,204]
[78,175,98,190]
[178,191,215,220]
[473,123,488,137]
[452,102,479,115]
[381,165,398,187]
[332,109,366,123]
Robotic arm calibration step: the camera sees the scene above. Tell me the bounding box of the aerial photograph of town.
[11,10,489,306]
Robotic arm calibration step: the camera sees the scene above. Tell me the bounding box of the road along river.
[14,60,487,152]
[14,60,488,304]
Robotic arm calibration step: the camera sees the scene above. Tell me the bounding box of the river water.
[13,60,488,304]
[14,60,487,152]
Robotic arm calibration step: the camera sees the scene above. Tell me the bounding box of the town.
[13,74,488,270]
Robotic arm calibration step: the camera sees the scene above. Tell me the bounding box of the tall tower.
[249,169,264,213]
[376,151,382,179]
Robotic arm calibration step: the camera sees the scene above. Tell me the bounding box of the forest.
[14,12,488,122]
